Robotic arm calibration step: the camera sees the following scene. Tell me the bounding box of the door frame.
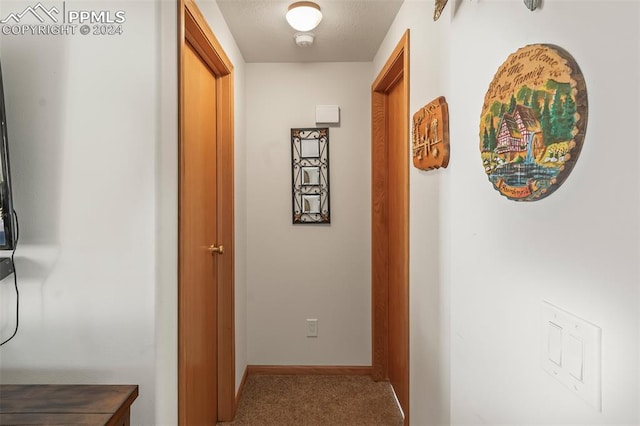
[371,30,410,422]
[178,0,236,422]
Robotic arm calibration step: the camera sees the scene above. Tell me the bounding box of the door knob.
[208,244,224,255]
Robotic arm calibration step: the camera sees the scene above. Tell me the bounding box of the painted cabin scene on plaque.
[479,44,588,202]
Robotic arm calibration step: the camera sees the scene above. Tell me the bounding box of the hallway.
[1,1,638,425]
[218,375,403,426]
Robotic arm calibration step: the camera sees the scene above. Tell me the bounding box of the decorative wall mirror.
[291,128,330,224]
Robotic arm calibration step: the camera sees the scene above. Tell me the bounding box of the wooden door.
[179,0,236,423]
[386,74,409,422]
[372,31,409,425]
[180,42,219,426]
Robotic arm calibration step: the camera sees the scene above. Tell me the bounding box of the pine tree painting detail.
[479,44,588,201]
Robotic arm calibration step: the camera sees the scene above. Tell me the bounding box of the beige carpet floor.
[217,374,404,426]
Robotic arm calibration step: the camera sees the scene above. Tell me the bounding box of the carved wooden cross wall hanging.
[412,96,450,171]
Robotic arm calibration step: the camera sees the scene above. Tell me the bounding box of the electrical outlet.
[306,319,318,337]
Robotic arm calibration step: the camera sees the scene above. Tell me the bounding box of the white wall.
[156,0,178,423]
[0,1,161,425]
[0,1,247,425]
[245,62,372,366]
[374,0,640,425]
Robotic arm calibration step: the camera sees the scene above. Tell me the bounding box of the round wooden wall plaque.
[479,44,588,201]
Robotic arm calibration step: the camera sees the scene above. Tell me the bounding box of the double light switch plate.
[541,301,602,411]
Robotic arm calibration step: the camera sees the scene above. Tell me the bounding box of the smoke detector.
[294,33,315,47]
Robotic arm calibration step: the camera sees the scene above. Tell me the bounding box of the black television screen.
[0,59,16,250]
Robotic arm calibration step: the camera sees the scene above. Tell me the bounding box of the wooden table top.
[0,384,138,425]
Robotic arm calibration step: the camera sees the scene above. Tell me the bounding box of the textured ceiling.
[215,0,404,63]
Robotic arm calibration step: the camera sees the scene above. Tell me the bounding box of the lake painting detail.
[479,44,588,201]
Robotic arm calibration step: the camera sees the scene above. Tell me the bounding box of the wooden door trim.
[178,0,236,422]
[183,0,233,76]
[371,30,409,421]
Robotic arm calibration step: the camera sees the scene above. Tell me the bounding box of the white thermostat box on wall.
[316,105,340,124]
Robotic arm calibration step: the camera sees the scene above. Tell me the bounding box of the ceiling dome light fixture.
[286,1,323,32]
